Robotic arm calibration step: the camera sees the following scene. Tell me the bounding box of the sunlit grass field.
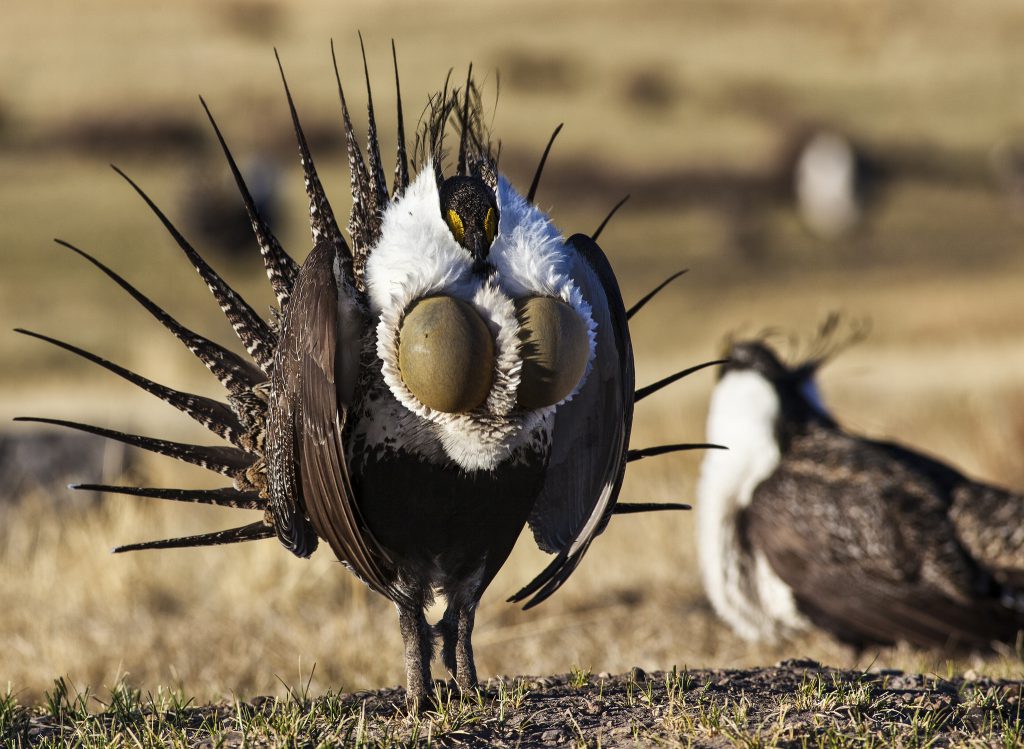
[1,0,1023,705]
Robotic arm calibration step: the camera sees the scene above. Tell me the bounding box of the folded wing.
[266,239,402,602]
[746,429,1024,648]
[510,232,634,609]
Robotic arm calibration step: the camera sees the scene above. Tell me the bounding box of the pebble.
[776,658,822,670]
[541,728,565,743]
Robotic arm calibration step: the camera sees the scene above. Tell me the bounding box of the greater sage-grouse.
[697,325,1024,651]
[18,42,713,704]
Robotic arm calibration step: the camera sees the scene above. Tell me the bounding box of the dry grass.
[1,0,1023,713]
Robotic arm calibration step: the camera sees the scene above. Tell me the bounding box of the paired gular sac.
[397,293,591,414]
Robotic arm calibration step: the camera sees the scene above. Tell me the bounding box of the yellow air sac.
[516,296,590,410]
[398,296,495,413]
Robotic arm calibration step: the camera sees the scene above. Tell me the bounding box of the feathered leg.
[397,601,434,709]
[438,598,478,691]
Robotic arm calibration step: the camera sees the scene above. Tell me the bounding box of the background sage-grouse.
[17,41,710,704]
[697,324,1024,651]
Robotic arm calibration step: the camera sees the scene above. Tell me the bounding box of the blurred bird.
[697,321,1024,651]
[990,135,1024,211]
[17,41,711,705]
[791,129,885,241]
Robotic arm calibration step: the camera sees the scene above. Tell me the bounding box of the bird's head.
[722,340,793,383]
[713,316,867,441]
[439,176,499,272]
[717,339,831,431]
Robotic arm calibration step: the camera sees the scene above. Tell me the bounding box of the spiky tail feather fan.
[15,47,404,554]
[20,45,715,559]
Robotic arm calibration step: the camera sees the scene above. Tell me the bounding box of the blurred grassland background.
[2,0,1024,702]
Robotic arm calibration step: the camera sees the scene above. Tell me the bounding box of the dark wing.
[266,240,401,601]
[509,233,634,609]
[746,426,1024,649]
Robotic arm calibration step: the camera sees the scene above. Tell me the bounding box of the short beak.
[469,232,491,274]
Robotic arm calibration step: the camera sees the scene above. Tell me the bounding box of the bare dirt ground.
[7,662,1022,747]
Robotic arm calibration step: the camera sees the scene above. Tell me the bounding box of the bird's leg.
[439,599,478,691]
[397,602,433,709]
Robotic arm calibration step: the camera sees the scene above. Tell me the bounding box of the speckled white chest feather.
[355,166,596,472]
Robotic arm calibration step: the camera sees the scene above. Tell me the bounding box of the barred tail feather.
[391,40,409,197]
[112,166,277,372]
[199,96,299,308]
[275,49,348,259]
[113,521,275,553]
[329,40,374,266]
[56,240,266,396]
[14,417,255,477]
[15,328,245,447]
[73,484,266,510]
[358,33,390,220]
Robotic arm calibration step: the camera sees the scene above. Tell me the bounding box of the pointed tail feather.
[526,123,563,204]
[74,484,266,510]
[626,443,726,463]
[358,33,390,218]
[276,49,349,259]
[56,240,266,396]
[15,417,254,477]
[16,328,245,447]
[626,270,687,320]
[391,41,410,199]
[592,194,630,242]
[112,166,277,372]
[199,96,298,308]
[508,549,567,606]
[613,502,692,514]
[113,521,275,553]
[635,359,727,402]
[325,40,379,269]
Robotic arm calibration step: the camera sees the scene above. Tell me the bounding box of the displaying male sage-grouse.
[697,324,1024,651]
[17,42,710,705]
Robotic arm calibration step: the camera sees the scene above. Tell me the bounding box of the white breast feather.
[362,167,596,472]
[491,176,598,400]
[697,370,806,641]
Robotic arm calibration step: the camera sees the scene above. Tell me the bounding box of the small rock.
[541,728,565,743]
[630,667,649,683]
[776,658,822,670]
